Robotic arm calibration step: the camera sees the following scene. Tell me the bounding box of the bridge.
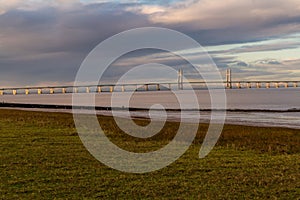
[0,69,299,95]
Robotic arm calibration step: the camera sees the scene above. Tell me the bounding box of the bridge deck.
[0,81,299,95]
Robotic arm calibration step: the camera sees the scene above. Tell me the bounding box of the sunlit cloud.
[146,0,300,29]
[0,0,81,14]
[126,5,165,14]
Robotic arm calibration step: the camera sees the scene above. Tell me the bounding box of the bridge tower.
[226,68,232,89]
[178,68,183,90]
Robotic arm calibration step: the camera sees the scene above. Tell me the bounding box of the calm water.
[1,88,300,129]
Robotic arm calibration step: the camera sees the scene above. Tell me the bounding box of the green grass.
[0,109,299,199]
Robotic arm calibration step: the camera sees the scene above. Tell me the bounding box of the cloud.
[0,0,300,86]
[126,5,165,14]
[226,58,300,81]
[236,61,249,67]
[131,0,300,44]
[147,0,300,28]
[0,0,81,14]
[209,40,300,55]
[0,0,23,14]
[254,59,281,65]
[0,2,150,86]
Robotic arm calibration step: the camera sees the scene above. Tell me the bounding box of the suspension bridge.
[0,69,299,95]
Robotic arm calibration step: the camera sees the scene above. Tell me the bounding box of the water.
[1,88,300,129]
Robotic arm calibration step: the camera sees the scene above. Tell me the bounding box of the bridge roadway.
[0,80,299,95]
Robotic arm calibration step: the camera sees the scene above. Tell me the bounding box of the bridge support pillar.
[145,85,149,91]
[285,83,289,88]
[266,83,270,88]
[294,82,298,88]
[275,83,279,88]
[62,88,66,94]
[13,90,17,95]
[25,89,30,95]
[0,90,3,95]
[74,88,78,93]
[97,86,102,93]
[110,86,114,93]
[38,89,42,95]
[236,82,241,89]
[156,84,160,91]
[256,82,261,88]
[86,87,90,93]
[121,86,125,92]
[247,83,251,88]
[50,88,54,94]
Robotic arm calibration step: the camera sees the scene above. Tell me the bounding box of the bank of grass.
[0,109,299,199]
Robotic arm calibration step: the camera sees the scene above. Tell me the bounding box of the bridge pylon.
[178,68,183,90]
[226,69,232,89]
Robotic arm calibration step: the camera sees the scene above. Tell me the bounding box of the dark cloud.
[0,3,150,87]
[210,56,242,70]
[236,61,249,67]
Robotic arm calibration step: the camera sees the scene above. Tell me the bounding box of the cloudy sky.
[0,0,300,87]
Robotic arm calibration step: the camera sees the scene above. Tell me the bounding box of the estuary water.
[1,88,300,129]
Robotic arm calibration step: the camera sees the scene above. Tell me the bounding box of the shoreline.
[1,104,300,130]
[1,102,300,112]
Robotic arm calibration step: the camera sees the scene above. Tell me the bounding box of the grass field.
[0,109,300,199]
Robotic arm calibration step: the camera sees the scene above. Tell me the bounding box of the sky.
[0,0,300,87]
